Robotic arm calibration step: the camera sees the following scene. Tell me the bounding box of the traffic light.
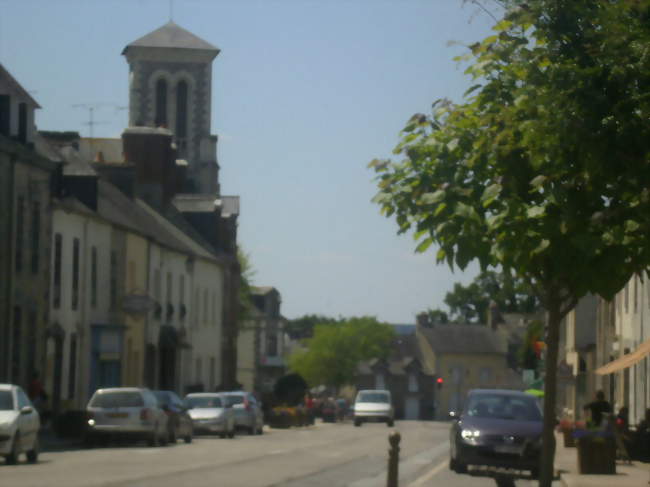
[436,377,444,389]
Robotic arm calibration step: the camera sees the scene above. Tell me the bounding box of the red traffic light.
[436,377,444,384]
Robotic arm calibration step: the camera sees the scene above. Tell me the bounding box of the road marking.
[406,458,448,487]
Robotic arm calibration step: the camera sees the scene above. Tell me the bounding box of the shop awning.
[595,338,650,375]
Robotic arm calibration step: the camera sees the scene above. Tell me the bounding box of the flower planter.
[563,428,576,447]
[574,431,616,474]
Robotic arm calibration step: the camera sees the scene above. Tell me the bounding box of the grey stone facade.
[0,136,58,387]
[123,23,221,195]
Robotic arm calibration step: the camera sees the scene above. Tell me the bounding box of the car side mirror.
[20,406,34,415]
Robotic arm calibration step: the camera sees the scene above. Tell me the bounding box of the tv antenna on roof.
[72,103,124,138]
[169,0,174,21]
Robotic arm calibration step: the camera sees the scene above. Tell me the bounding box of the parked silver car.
[221,391,264,435]
[0,384,40,464]
[185,393,235,438]
[85,387,169,447]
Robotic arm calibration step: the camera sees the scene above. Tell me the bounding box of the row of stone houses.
[559,275,650,426]
[236,286,288,394]
[356,317,526,421]
[0,22,286,413]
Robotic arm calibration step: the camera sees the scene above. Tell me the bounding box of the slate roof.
[251,286,276,296]
[0,64,40,108]
[358,334,432,376]
[123,21,220,54]
[78,138,124,164]
[418,324,506,355]
[173,194,219,213]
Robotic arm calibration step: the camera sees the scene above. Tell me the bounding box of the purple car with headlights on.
[449,389,543,479]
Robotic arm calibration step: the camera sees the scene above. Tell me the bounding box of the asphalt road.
[1,420,549,487]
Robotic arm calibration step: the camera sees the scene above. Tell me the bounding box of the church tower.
[122,22,220,194]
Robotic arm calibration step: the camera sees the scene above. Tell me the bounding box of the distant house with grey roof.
[237,287,287,393]
[357,334,436,420]
[416,318,524,419]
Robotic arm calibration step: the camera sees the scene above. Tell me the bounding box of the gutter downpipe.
[79,217,89,407]
[3,154,16,381]
[144,237,152,386]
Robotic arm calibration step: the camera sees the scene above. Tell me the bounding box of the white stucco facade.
[49,205,112,409]
[613,274,650,424]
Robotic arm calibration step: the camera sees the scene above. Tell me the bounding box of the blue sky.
[1,0,498,323]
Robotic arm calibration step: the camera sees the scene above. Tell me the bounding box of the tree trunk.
[539,300,561,487]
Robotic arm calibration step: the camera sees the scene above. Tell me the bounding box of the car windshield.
[89,391,144,408]
[465,393,542,421]
[224,395,244,406]
[186,396,223,408]
[153,391,170,405]
[357,392,389,403]
[0,391,13,410]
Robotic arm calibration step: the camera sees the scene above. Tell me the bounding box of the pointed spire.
[122,22,219,55]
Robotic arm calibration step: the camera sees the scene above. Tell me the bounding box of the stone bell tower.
[122,21,220,194]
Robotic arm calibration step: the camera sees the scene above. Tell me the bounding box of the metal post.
[387,430,401,487]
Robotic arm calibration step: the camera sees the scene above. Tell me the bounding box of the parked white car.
[0,384,40,464]
[185,393,236,438]
[85,387,169,447]
[221,391,264,435]
[353,389,394,427]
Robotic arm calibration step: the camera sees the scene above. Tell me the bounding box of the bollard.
[387,430,401,487]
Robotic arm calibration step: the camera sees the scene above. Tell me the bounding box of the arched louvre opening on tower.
[155,78,167,127]
[176,80,188,157]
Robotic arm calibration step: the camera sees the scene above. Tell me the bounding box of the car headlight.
[461,429,481,440]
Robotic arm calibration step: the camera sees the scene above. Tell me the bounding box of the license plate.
[107,412,128,418]
[494,445,522,454]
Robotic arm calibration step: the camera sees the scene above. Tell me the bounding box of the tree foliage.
[371,2,650,485]
[285,314,340,340]
[518,319,545,371]
[288,317,395,389]
[442,270,539,323]
[237,249,256,328]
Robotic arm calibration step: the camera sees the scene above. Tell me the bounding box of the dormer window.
[18,102,27,144]
[0,95,9,137]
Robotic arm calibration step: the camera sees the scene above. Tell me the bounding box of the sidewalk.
[555,432,650,487]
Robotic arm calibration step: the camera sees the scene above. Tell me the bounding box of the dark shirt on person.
[584,400,611,426]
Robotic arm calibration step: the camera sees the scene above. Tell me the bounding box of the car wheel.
[169,425,177,444]
[83,433,95,449]
[184,426,193,444]
[148,426,160,447]
[6,432,19,465]
[248,425,255,436]
[26,437,39,463]
[495,476,515,487]
[256,424,263,435]
[161,429,169,446]
[387,419,394,427]
[354,419,362,427]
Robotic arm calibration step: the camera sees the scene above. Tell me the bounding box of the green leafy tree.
[285,314,340,339]
[237,249,256,329]
[424,308,449,325]
[371,2,650,484]
[443,270,539,323]
[519,319,545,371]
[288,317,395,390]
